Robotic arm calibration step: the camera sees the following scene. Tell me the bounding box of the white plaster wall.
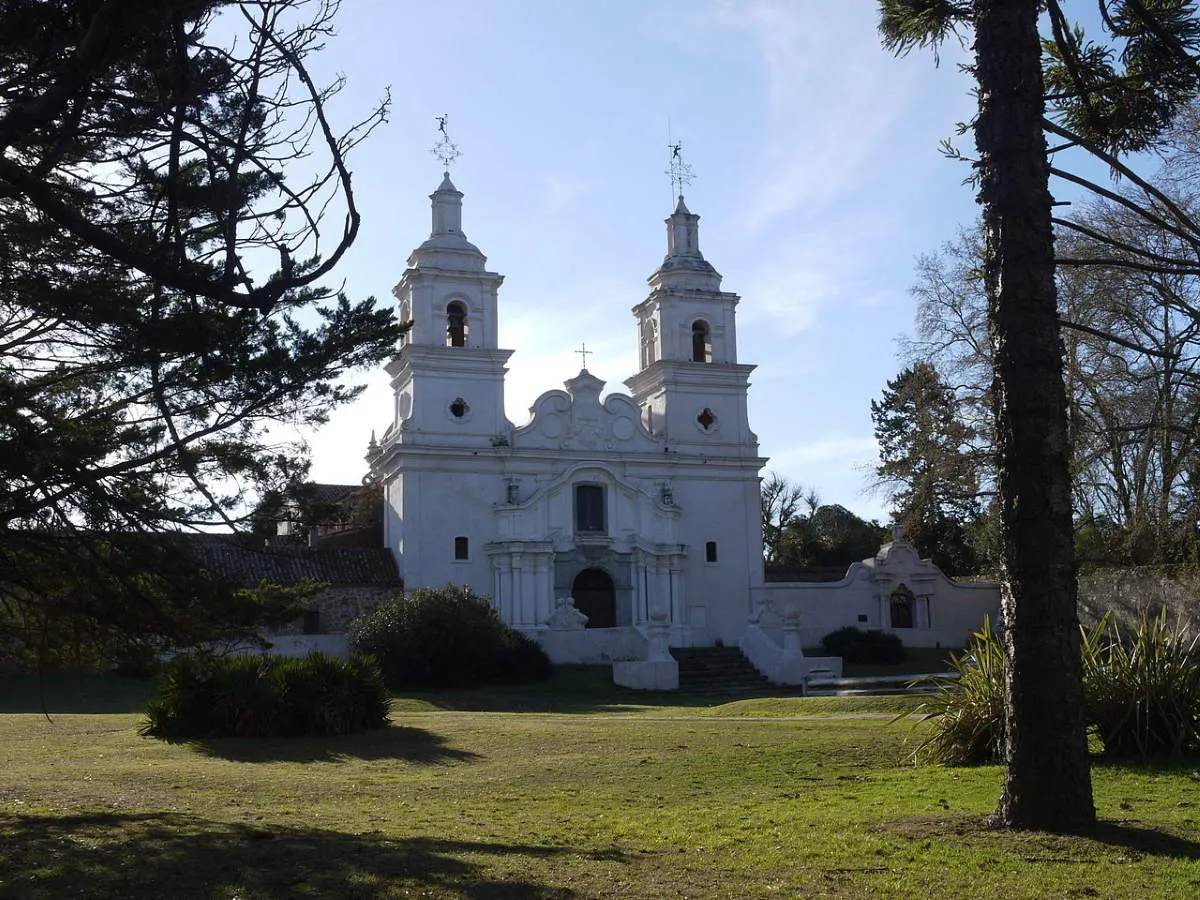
[253,634,351,658]
[529,626,647,664]
[399,459,502,598]
[383,478,404,573]
[762,565,1000,650]
[672,470,763,644]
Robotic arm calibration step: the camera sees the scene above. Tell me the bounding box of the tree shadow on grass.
[398,665,799,715]
[165,724,482,765]
[1085,821,1200,859]
[0,674,154,714]
[890,813,1200,861]
[1,811,599,898]
[0,670,798,718]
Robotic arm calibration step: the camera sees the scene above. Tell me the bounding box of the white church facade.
[363,172,1000,685]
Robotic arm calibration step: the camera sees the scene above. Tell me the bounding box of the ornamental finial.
[666,139,694,199]
[431,114,461,170]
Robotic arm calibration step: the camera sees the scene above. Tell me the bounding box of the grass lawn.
[1,669,1198,898]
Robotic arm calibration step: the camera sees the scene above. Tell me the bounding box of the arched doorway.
[573,568,616,628]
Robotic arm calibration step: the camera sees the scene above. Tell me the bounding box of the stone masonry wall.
[268,584,397,635]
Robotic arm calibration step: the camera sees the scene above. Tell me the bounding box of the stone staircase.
[669,645,771,693]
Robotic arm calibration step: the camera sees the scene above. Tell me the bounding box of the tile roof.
[303,483,371,505]
[184,534,400,587]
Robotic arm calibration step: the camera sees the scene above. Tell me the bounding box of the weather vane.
[666,140,694,198]
[431,114,461,170]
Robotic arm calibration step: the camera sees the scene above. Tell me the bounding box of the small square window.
[453,536,469,560]
[857,614,869,623]
[705,541,718,563]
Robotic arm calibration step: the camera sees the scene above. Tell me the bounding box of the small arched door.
[573,568,616,628]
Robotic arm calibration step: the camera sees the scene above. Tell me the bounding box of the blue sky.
[295,1,982,521]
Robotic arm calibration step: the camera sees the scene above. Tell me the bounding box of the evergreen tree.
[871,363,983,573]
[772,504,887,571]
[0,1,401,666]
[805,505,888,568]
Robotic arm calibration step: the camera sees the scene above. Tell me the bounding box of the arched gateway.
[572,568,616,629]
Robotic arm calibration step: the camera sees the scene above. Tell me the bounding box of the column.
[533,554,551,626]
[653,562,671,620]
[669,567,684,624]
[510,553,524,626]
[493,557,508,620]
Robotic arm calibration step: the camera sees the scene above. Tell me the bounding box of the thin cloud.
[707,2,909,227]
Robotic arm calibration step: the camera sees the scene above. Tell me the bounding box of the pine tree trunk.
[972,0,1096,831]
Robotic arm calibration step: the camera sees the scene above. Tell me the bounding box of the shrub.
[349,584,552,689]
[903,617,1005,764]
[140,651,390,739]
[1083,610,1200,759]
[906,610,1200,765]
[820,626,906,665]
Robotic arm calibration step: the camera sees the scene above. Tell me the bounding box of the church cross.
[575,343,592,370]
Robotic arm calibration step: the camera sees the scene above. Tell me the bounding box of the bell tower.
[384,172,513,446]
[625,194,757,456]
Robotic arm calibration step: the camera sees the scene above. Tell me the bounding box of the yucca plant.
[899,617,1006,765]
[1082,610,1200,759]
[276,652,390,737]
[903,610,1200,766]
[215,654,282,738]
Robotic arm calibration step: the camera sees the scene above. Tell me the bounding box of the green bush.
[904,617,1006,764]
[820,626,906,665]
[906,611,1200,764]
[140,651,390,739]
[1083,610,1200,758]
[349,584,552,689]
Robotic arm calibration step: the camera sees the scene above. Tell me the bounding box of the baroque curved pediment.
[513,370,660,452]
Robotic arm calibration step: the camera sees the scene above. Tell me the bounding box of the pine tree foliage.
[0,1,401,665]
[870,363,983,573]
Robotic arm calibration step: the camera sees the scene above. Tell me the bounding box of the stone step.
[673,667,766,677]
[670,645,768,691]
[670,647,750,659]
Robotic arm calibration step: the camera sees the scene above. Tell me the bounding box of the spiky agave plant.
[899,617,1006,765]
[1083,610,1200,759]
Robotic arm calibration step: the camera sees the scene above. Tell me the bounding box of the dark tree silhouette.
[0,1,401,667]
